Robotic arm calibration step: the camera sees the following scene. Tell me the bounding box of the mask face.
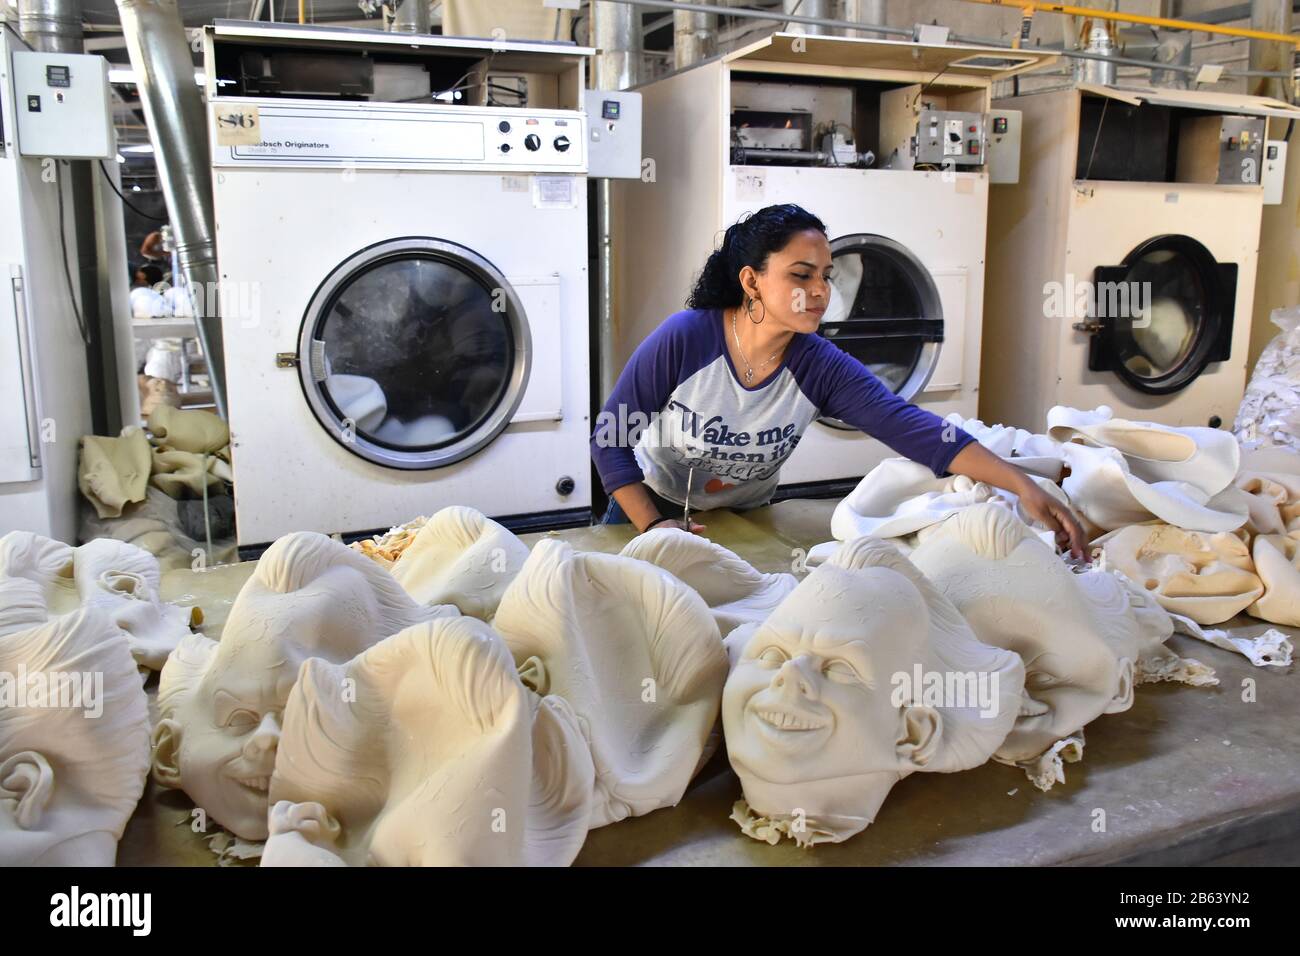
[721,541,1024,846]
[910,506,1135,763]
[266,617,594,867]
[492,539,726,828]
[723,566,926,790]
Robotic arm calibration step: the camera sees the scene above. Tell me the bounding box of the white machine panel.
[509,275,563,422]
[1264,139,1287,206]
[211,99,586,171]
[0,265,40,482]
[13,51,112,159]
[583,89,643,178]
[926,267,969,392]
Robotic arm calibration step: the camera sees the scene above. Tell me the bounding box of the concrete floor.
[121,500,1300,866]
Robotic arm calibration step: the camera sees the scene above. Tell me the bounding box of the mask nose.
[771,656,819,701]
[245,711,282,759]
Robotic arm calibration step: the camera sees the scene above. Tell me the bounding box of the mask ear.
[0,751,54,830]
[1104,658,1136,715]
[151,718,183,789]
[895,705,943,769]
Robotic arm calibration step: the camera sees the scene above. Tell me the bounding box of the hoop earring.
[745,295,766,325]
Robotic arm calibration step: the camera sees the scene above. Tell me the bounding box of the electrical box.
[1175,114,1266,186]
[916,110,985,167]
[986,109,1022,184]
[13,51,112,159]
[583,89,642,178]
[1263,139,1287,205]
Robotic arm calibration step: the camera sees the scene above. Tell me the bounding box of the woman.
[590,204,1085,557]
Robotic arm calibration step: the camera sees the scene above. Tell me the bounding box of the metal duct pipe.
[594,0,643,91]
[17,0,82,52]
[1074,23,1117,85]
[593,1,642,407]
[674,0,716,69]
[785,0,833,36]
[115,0,227,419]
[389,0,431,35]
[1248,0,1292,100]
[842,0,887,39]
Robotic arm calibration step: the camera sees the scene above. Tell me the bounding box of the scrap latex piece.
[1047,405,1247,533]
[909,506,1209,787]
[942,413,1065,481]
[147,405,230,455]
[722,537,1024,845]
[151,531,455,840]
[80,486,238,571]
[350,516,425,568]
[994,734,1085,793]
[78,427,152,519]
[1234,470,1300,539]
[1234,305,1300,454]
[828,457,1072,543]
[493,538,726,828]
[265,616,595,866]
[1248,533,1300,626]
[1095,524,1263,625]
[150,449,228,499]
[619,527,798,632]
[389,506,529,619]
[1048,404,1240,491]
[1167,613,1295,668]
[0,560,151,865]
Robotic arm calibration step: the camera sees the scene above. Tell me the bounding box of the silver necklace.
[731,311,781,385]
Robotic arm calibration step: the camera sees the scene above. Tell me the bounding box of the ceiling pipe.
[115,0,227,419]
[674,0,717,68]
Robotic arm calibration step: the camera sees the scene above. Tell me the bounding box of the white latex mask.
[910,506,1152,765]
[265,616,594,866]
[0,607,151,866]
[492,538,727,828]
[152,532,454,840]
[389,506,529,619]
[722,537,1024,845]
[619,527,797,632]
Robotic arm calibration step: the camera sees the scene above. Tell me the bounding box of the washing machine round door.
[819,234,945,429]
[1089,235,1238,395]
[298,237,530,470]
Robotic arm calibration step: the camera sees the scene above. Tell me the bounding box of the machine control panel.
[12,51,113,159]
[582,89,643,178]
[1263,139,1287,205]
[211,100,586,172]
[916,110,985,167]
[1217,116,1266,184]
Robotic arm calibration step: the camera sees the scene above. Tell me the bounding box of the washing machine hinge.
[275,352,299,368]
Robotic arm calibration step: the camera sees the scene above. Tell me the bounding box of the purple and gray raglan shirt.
[591,308,977,511]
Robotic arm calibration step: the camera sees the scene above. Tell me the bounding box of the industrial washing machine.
[612,33,1051,494]
[204,21,595,548]
[982,83,1300,431]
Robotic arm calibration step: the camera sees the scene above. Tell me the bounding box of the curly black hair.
[686,203,828,310]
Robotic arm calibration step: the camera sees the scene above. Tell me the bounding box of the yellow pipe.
[299,0,305,24]
[965,0,1300,47]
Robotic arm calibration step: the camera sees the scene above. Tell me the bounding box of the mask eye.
[756,646,788,667]
[225,709,259,734]
[821,659,860,684]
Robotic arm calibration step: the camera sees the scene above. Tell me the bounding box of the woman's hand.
[1015,480,1086,559]
[947,442,1086,559]
[644,517,708,534]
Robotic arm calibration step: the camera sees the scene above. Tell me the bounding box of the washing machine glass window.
[298,238,532,470]
[818,234,944,429]
[1090,235,1237,396]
